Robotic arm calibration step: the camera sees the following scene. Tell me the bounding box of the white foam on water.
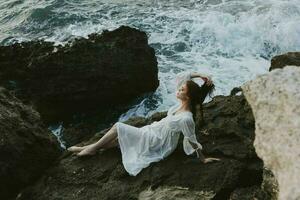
[118,0,300,121]
[48,123,66,149]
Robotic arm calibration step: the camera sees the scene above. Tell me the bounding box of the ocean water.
[1,0,300,123]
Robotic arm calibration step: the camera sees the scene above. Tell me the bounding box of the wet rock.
[230,87,242,96]
[18,95,267,200]
[229,185,263,200]
[229,168,279,200]
[199,95,257,160]
[0,25,159,124]
[269,52,300,71]
[0,87,62,200]
[138,185,216,199]
[242,65,300,200]
[260,167,279,200]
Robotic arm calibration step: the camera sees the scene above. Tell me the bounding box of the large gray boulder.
[242,65,300,200]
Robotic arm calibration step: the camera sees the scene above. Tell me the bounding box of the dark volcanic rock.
[229,185,263,200]
[229,167,279,200]
[199,94,257,160]
[269,52,300,71]
[0,87,62,200]
[0,25,159,123]
[19,94,268,200]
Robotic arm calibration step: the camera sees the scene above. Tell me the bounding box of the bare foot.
[67,146,85,153]
[76,146,97,157]
[67,144,94,153]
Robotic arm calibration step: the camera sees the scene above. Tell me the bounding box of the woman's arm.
[191,72,213,85]
[190,72,209,79]
[188,140,205,162]
[188,140,221,163]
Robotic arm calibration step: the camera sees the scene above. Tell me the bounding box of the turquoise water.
[1,0,300,122]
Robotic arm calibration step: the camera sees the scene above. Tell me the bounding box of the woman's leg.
[67,124,120,154]
[76,123,118,156]
[102,138,119,149]
[68,138,119,153]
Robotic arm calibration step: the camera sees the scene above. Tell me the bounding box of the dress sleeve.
[180,116,203,157]
[175,71,192,90]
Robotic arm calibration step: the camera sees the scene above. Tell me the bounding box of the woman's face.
[176,83,189,100]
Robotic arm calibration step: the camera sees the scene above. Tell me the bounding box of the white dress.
[115,71,203,176]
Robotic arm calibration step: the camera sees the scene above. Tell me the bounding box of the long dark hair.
[186,80,215,125]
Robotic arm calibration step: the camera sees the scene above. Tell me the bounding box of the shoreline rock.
[0,87,62,200]
[0,25,159,124]
[4,32,299,200]
[269,52,300,71]
[17,94,268,200]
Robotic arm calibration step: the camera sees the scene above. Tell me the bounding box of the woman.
[68,71,221,176]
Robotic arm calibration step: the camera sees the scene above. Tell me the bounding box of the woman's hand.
[201,76,213,86]
[202,157,221,163]
[191,72,213,86]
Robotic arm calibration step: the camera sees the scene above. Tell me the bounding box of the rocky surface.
[4,28,296,200]
[0,25,159,123]
[17,94,274,200]
[242,65,300,200]
[0,87,62,200]
[269,52,300,71]
[229,168,278,200]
